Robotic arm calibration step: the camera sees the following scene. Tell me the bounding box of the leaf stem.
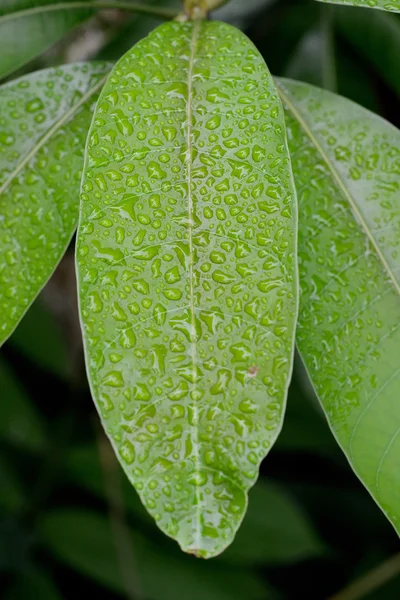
[0,1,179,23]
[329,554,400,600]
[321,4,337,92]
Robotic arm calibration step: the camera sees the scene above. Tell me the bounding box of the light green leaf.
[0,1,91,80]
[77,21,298,557]
[335,7,400,97]
[39,509,273,600]
[317,0,400,13]
[0,359,45,450]
[0,62,111,347]
[276,78,400,536]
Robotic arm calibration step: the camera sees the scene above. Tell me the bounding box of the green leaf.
[317,0,400,13]
[76,21,298,557]
[9,297,68,378]
[39,509,273,599]
[335,7,400,97]
[220,480,326,565]
[276,78,400,537]
[4,568,62,600]
[0,62,111,347]
[0,359,45,450]
[0,455,24,512]
[0,1,91,80]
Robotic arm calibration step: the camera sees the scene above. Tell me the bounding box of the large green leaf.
[0,62,110,347]
[318,0,400,12]
[39,509,272,599]
[0,1,91,80]
[77,21,298,557]
[276,78,400,535]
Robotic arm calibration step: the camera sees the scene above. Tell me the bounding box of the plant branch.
[329,554,400,600]
[0,1,179,23]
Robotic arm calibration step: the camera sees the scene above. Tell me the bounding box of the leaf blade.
[0,62,111,347]
[77,21,298,557]
[277,77,400,535]
[317,0,400,13]
[0,1,91,80]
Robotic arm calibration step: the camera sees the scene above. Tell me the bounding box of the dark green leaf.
[4,567,62,600]
[0,359,45,450]
[220,480,326,565]
[9,298,68,377]
[277,77,400,537]
[0,1,91,80]
[0,455,24,512]
[0,62,110,347]
[40,509,273,599]
[336,7,400,97]
[77,21,298,557]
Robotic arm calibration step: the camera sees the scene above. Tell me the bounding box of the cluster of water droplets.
[0,63,110,343]
[77,21,297,556]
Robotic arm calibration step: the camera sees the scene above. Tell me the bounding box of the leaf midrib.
[276,80,400,299]
[0,73,109,198]
[186,19,201,551]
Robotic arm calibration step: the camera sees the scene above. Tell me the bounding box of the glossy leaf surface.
[77,21,298,557]
[318,0,400,12]
[0,1,91,80]
[0,62,110,347]
[277,78,400,534]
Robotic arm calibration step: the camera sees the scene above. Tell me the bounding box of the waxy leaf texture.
[277,78,400,536]
[0,62,110,346]
[77,21,298,557]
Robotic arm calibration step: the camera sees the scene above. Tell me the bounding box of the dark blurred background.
[1,1,400,598]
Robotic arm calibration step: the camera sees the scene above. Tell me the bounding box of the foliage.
[1,0,400,597]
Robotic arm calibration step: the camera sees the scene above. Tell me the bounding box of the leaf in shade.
[0,62,111,347]
[39,509,275,600]
[8,298,68,378]
[0,1,92,80]
[76,21,298,557]
[0,359,45,451]
[335,6,400,97]
[276,77,400,537]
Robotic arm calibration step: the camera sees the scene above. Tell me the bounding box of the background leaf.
[8,297,68,378]
[0,62,110,347]
[335,6,400,98]
[77,20,298,557]
[39,509,272,600]
[0,1,92,80]
[317,0,400,13]
[0,359,45,451]
[277,77,400,537]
